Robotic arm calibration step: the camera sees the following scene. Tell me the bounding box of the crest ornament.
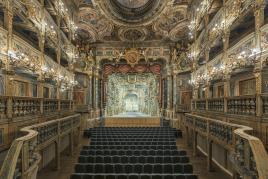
[125,49,141,67]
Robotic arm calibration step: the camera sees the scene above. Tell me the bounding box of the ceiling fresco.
[75,0,189,44]
[115,0,150,8]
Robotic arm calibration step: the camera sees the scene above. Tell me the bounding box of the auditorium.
[0,0,267,179]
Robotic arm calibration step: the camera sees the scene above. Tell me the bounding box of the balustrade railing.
[0,114,81,179]
[43,99,59,113]
[0,96,7,119]
[195,99,206,111]
[184,114,268,179]
[12,97,42,117]
[176,104,191,112]
[261,94,268,116]
[227,96,256,116]
[207,98,224,112]
[60,100,72,111]
[192,95,258,116]
[0,96,73,119]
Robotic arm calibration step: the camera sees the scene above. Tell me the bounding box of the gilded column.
[56,13,61,65]
[254,0,265,118]
[166,66,172,118]
[3,2,14,119]
[223,75,231,113]
[173,72,178,118]
[4,1,13,72]
[88,73,92,110]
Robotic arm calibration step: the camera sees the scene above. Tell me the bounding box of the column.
[166,65,172,118]
[4,2,14,119]
[88,73,92,109]
[204,46,210,111]
[56,14,61,65]
[254,0,266,118]
[4,2,14,97]
[37,32,45,114]
[55,13,62,111]
[205,81,211,111]
[223,76,231,114]
[207,140,213,171]
[173,73,177,118]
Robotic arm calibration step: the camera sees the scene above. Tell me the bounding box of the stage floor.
[111,112,151,118]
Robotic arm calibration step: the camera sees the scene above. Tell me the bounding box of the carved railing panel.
[0,96,7,119]
[184,114,268,179]
[35,123,58,145]
[209,122,234,145]
[261,95,268,116]
[195,99,206,111]
[60,100,71,111]
[60,118,72,133]
[193,95,257,116]
[43,99,59,113]
[207,98,224,112]
[195,117,207,133]
[12,97,41,117]
[227,96,256,116]
[0,96,73,119]
[185,114,236,146]
[176,104,191,112]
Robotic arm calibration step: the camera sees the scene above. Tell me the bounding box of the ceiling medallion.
[116,0,150,9]
[119,28,147,42]
[92,0,173,26]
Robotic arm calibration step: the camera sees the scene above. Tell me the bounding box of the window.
[14,81,27,96]
[43,87,49,98]
[32,84,37,97]
[50,87,57,99]
[217,85,224,97]
[239,78,256,96]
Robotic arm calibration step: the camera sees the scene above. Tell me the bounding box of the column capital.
[223,75,231,82]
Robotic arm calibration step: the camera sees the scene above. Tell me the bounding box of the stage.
[111,112,151,118]
[105,112,160,127]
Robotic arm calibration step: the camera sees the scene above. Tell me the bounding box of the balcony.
[192,95,262,117]
[0,96,74,120]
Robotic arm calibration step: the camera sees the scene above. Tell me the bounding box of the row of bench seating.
[71,174,197,179]
[90,142,177,145]
[71,127,197,179]
[91,138,175,141]
[75,163,193,174]
[78,155,190,164]
[86,127,177,130]
[80,150,187,156]
[82,145,179,150]
[89,136,176,138]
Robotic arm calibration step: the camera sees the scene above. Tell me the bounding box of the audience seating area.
[71,127,197,179]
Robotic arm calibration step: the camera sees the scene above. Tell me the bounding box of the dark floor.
[176,139,232,179]
[37,134,232,179]
[37,137,89,179]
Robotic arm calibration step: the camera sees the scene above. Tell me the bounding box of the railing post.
[185,126,190,147]
[193,130,197,157]
[206,99,208,111]
[7,96,12,119]
[58,99,61,112]
[207,140,213,172]
[224,97,228,113]
[40,98,43,115]
[56,121,61,170]
[256,94,262,117]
